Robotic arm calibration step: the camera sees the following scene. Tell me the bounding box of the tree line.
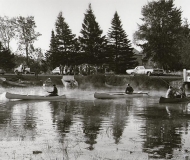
[1,0,190,74]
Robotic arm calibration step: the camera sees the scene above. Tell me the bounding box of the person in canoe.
[176,85,186,98]
[48,84,58,96]
[165,86,176,98]
[125,84,134,94]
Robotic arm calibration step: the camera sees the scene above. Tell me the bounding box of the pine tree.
[107,12,136,74]
[55,12,77,66]
[79,4,106,65]
[46,30,59,68]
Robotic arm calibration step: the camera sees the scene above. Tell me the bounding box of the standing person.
[165,86,175,98]
[125,84,134,94]
[35,66,38,79]
[59,64,63,75]
[48,84,58,96]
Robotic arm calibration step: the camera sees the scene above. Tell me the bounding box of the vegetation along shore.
[0,74,182,91]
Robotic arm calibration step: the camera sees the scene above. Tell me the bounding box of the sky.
[0,0,190,52]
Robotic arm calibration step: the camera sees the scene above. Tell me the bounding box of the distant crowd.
[58,64,109,75]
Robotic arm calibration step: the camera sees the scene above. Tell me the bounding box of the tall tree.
[55,12,77,66]
[79,4,106,65]
[0,42,15,70]
[0,16,16,50]
[179,19,190,68]
[15,16,41,65]
[107,12,136,73]
[134,0,182,70]
[46,30,59,68]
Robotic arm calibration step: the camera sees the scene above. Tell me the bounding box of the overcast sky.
[0,0,189,52]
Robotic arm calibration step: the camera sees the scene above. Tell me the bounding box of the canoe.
[94,92,148,99]
[159,96,190,103]
[5,92,66,100]
[0,77,27,87]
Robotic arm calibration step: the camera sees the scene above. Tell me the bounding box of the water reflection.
[141,102,190,159]
[0,92,190,159]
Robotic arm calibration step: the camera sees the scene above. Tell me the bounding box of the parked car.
[14,65,30,75]
[52,67,60,75]
[126,66,164,76]
[0,69,5,75]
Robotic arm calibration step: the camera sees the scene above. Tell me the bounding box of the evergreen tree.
[79,4,106,65]
[107,12,136,73]
[46,30,59,68]
[55,12,77,66]
[134,0,182,70]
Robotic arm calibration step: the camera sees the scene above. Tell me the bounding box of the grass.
[0,74,182,90]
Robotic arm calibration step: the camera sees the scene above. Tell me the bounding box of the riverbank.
[0,74,183,90]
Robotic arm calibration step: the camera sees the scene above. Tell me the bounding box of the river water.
[0,86,190,160]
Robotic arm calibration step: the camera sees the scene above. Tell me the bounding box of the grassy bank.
[0,74,182,90]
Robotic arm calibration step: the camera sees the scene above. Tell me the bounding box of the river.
[0,86,189,160]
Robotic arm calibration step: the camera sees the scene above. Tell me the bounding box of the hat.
[53,84,56,86]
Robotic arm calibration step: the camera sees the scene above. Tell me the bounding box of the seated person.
[165,86,175,98]
[125,84,134,94]
[48,84,58,96]
[176,86,186,98]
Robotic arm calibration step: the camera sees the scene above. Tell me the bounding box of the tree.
[46,30,59,68]
[79,4,106,65]
[54,12,77,66]
[0,42,15,70]
[107,12,136,73]
[179,19,190,68]
[0,16,16,50]
[134,0,183,70]
[15,16,41,65]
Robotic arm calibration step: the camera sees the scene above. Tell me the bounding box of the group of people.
[124,83,187,99]
[47,82,187,98]
[165,85,186,98]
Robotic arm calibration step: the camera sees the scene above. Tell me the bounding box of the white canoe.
[5,92,66,100]
[94,92,149,99]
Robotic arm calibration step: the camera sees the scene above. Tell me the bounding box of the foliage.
[134,0,183,70]
[0,43,15,70]
[0,16,16,50]
[75,74,106,89]
[79,4,107,65]
[107,12,136,73]
[15,16,41,65]
[179,19,190,68]
[54,12,78,66]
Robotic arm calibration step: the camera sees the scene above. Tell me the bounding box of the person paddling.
[125,84,134,94]
[48,84,58,96]
[165,86,175,98]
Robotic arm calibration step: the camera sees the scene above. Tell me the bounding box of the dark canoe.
[5,92,66,100]
[159,96,190,103]
[94,92,148,99]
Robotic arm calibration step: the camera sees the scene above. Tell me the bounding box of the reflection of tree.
[94,99,130,144]
[112,104,129,144]
[49,101,72,140]
[140,103,189,159]
[82,101,102,150]
[3,101,41,140]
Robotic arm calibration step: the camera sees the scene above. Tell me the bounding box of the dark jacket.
[125,86,134,94]
[48,86,58,96]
